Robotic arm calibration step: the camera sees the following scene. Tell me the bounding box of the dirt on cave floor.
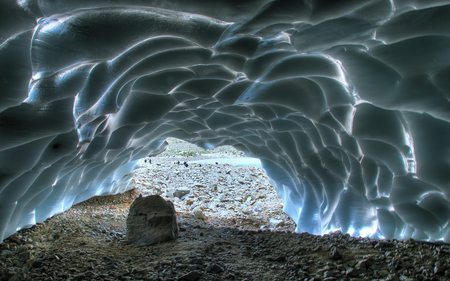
[1,139,449,281]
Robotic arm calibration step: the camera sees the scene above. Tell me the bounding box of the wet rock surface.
[127,195,178,246]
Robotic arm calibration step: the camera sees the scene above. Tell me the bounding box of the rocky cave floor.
[1,139,449,281]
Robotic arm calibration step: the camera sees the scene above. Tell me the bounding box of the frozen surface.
[0,0,449,242]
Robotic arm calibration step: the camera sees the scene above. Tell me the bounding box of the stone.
[269,218,285,228]
[0,250,13,257]
[434,261,444,275]
[173,189,190,199]
[378,269,389,277]
[329,246,342,260]
[207,263,225,274]
[193,206,207,220]
[126,195,178,246]
[179,271,202,281]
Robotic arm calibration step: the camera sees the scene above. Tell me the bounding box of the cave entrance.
[132,138,295,232]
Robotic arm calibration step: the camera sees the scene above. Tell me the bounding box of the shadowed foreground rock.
[127,195,179,245]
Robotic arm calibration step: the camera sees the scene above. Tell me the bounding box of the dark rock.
[126,195,178,246]
[345,268,359,277]
[0,250,13,257]
[225,273,236,280]
[173,190,190,199]
[445,269,450,278]
[434,261,444,275]
[207,263,225,274]
[31,259,43,268]
[272,256,287,262]
[179,271,202,281]
[329,246,342,260]
[356,256,374,270]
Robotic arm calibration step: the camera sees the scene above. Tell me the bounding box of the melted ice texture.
[0,0,449,242]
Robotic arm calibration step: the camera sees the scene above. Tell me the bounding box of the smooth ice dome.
[0,0,449,242]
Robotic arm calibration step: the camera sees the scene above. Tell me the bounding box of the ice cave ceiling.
[0,0,449,243]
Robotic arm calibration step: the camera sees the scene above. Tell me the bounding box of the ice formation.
[0,0,449,243]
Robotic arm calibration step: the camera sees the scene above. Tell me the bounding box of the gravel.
[132,138,295,232]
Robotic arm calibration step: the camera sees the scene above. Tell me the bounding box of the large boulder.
[126,195,179,245]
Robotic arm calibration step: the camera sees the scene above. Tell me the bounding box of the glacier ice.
[0,0,449,242]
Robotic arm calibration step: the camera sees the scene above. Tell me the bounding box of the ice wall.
[0,0,449,242]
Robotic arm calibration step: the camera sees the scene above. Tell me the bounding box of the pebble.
[173,189,190,199]
[0,250,13,257]
[434,261,444,275]
[179,271,202,281]
[207,263,225,274]
[193,207,207,221]
[329,246,342,260]
[269,218,285,228]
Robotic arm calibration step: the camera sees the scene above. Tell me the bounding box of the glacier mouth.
[0,0,449,242]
